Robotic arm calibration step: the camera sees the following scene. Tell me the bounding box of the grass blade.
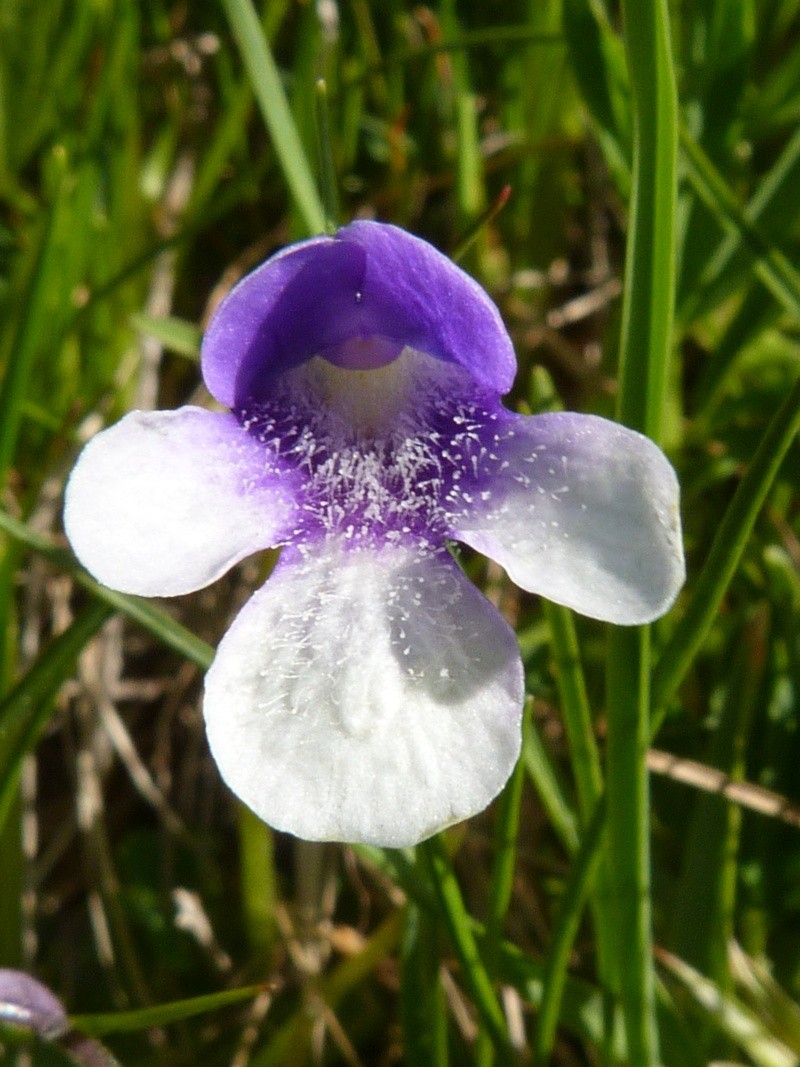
[0,508,213,670]
[0,601,111,833]
[542,602,602,821]
[543,600,618,1025]
[680,124,800,319]
[562,0,631,188]
[533,797,606,1062]
[658,948,798,1067]
[129,313,201,360]
[653,373,800,714]
[0,170,66,488]
[520,704,580,855]
[417,836,511,1057]
[220,0,326,236]
[608,0,679,1062]
[680,124,800,325]
[70,983,271,1036]
[401,905,449,1066]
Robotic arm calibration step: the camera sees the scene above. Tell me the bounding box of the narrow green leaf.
[238,805,279,964]
[608,0,680,1061]
[476,762,525,1063]
[544,599,619,1038]
[680,124,800,326]
[543,602,602,821]
[417,836,511,1056]
[70,983,270,1036]
[562,0,631,188]
[484,758,525,951]
[534,799,606,1063]
[0,166,66,488]
[520,704,580,854]
[680,124,800,320]
[0,790,22,967]
[220,0,326,236]
[605,626,657,1065]
[357,844,638,1060]
[658,949,798,1067]
[0,601,111,833]
[0,508,214,671]
[313,79,340,234]
[440,0,486,231]
[652,373,800,716]
[616,8,678,439]
[129,313,201,360]
[401,906,449,1066]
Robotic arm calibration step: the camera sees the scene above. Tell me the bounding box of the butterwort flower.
[64,221,684,847]
[0,969,117,1066]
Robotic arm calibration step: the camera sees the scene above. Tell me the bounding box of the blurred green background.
[1,0,800,1063]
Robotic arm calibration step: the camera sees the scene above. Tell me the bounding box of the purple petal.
[62,1034,120,1067]
[201,221,516,407]
[0,969,68,1039]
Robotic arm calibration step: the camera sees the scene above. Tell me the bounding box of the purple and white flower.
[64,221,684,847]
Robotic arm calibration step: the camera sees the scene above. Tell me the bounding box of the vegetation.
[1,0,800,1063]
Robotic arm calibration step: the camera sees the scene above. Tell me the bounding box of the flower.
[0,968,68,1040]
[64,220,685,847]
[0,969,119,1065]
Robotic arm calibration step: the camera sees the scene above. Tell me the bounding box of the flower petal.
[201,220,516,407]
[0,969,67,1039]
[450,412,685,624]
[64,407,299,597]
[203,542,524,846]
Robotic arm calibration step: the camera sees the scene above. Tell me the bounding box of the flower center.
[237,348,501,551]
[319,334,404,371]
[299,346,435,436]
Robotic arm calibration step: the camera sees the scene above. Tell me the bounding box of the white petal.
[203,542,524,846]
[451,412,685,625]
[64,407,297,597]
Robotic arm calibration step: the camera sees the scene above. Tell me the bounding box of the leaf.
[0,602,111,833]
[220,0,326,236]
[70,984,270,1036]
[658,948,799,1067]
[129,313,201,360]
[0,508,213,671]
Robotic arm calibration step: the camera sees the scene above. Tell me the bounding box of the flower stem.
[609,0,679,1063]
[294,839,334,976]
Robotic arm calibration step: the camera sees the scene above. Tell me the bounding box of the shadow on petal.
[203,541,524,847]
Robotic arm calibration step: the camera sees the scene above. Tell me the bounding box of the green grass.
[2,0,800,1063]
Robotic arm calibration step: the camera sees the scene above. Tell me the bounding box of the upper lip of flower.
[62,219,686,847]
[201,219,518,408]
